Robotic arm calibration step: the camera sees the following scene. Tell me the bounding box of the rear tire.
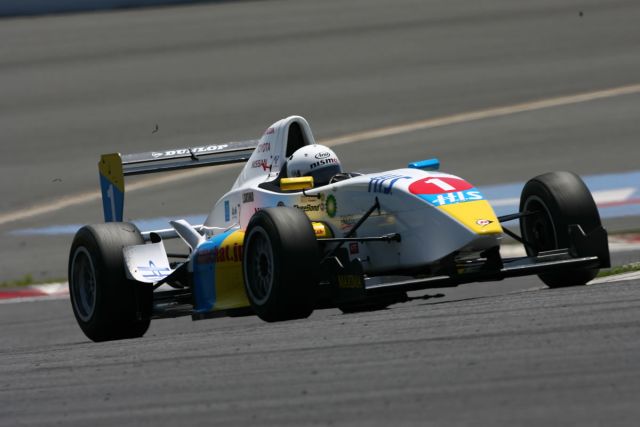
[68,223,152,341]
[243,207,319,322]
[519,171,602,287]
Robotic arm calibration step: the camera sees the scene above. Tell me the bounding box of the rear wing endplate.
[98,140,257,222]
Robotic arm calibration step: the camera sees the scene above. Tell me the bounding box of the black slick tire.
[68,222,152,342]
[243,207,319,322]
[519,171,602,287]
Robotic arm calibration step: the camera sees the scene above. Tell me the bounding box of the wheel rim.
[522,196,557,255]
[245,226,275,305]
[70,247,97,322]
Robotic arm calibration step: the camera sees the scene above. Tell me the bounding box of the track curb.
[0,283,68,303]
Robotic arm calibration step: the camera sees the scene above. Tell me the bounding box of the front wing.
[330,223,610,300]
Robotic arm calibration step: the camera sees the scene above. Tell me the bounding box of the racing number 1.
[424,178,456,192]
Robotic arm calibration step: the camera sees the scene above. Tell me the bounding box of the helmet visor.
[310,164,342,186]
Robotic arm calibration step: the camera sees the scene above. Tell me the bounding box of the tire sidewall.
[69,227,111,337]
[68,223,150,341]
[243,207,319,321]
[519,172,601,287]
[243,221,283,308]
[69,234,100,325]
[520,181,563,255]
[520,172,601,254]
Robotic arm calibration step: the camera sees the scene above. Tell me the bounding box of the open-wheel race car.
[68,116,610,341]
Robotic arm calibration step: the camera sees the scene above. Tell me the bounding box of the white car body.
[203,115,503,276]
[68,114,608,342]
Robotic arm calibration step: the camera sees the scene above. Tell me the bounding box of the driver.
[286,144,343,186]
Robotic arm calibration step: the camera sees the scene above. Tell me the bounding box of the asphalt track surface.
[1,0,640,425]
[2,278,640,426]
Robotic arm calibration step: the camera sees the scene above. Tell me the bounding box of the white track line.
[590,270,640,285]
[2,83,640,227]
[321,83,640,146]
[0,165,238,226]
[0,295,69,304]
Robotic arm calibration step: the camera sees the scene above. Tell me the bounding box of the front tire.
[519,171,602,287]
[68,223,152,341]
[243,207,319,322]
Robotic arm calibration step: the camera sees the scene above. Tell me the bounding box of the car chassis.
[68,116,610,341]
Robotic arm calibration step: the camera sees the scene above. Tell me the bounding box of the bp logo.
[325,194,337,218]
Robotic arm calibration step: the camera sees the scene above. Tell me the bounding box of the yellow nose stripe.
[438,200,503,234]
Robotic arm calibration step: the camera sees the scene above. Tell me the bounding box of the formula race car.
[68,116,610,341]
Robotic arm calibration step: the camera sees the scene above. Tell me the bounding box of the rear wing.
[98,140,258,222]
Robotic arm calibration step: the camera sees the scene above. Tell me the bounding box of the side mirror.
[280,176,314,191]
[408,158,440,171]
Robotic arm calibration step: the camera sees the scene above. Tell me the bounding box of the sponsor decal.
[242,192,254,203]
[312,223,330,237]
[294,203,323,212]
[231,205,239,220]
[196,249,215,264]
[368,174,411,194]
[150,144,229,159]
[326,194,337,218]
[315,151,331,159]
[339,215,358,232]
[420,190,484,206]
[409,177,474,195]
[215,243,243,263]
[409,176,484,206]
[257,142,271,152]
[251,155,278,171]
[338,274,363,289]
[301,193,324,203]
[264,127,274,135]
[475,219,493,227]
[251,159,270,170]
[349,242,359,255]
[197,243,243,264]
[309,157,338,170]
[224,200,230,221]
[137,260,171,279]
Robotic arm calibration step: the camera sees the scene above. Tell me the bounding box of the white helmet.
[286,144,342,186]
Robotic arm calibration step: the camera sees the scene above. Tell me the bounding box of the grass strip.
[597,262,640,278]
[0,274,66,288]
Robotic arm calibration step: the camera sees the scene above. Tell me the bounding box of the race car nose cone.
[438,200,503,235]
